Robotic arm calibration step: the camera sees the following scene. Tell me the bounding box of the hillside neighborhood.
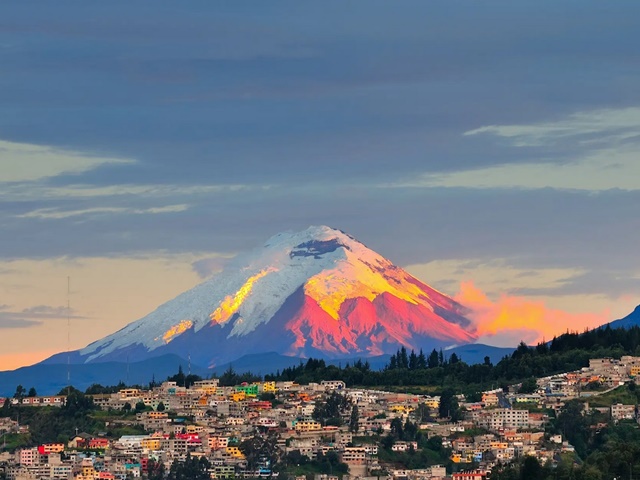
[2,355,640,480]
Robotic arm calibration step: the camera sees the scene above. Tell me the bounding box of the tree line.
[266,325,640,395]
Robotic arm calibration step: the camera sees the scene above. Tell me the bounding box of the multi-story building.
[611,403,636,422]
[475,409,530,431]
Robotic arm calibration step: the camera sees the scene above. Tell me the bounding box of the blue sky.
[1,1,640,367]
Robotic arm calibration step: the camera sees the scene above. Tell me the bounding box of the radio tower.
[67,276,71,395]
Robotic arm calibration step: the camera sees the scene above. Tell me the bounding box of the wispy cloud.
[0,304,84,329]
[17,204,190,220]
[0,139,133,183]
[0,183,270,202]
[391,107,640,192]
[464,107,640,147]
[191,256,234,279]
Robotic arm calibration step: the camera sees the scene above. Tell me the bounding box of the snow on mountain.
[79,226,477,367]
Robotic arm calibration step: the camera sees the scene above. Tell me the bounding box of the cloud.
[0,183,262,202]
[464,107,640,147]
[513,270,640,299]
[456,281,610,347]
[0,316,41,329]
[191,256,233,279]
[17,204,189,220]
[388,107,640,192]
[0,304,84,329]
[403,147,640,191]
[0,139,133,183]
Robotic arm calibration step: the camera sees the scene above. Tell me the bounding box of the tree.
[417,349,427,369]
[555,400,588,457]
[438,388,460,421]
[167,455,210,480]
[156,402,165,412]
[390,418,404,440]
[409,350,418,370]
[219,366,238,386]
[1,398,12,415]
[349,404,359,433]
[313,391,349,426]
[427,349,439,369]
[147,459,165,480]
[239,433,280,474]
[465,391,482,403]
[399,347,409,369]
[135,401,146,413]
[520,456,542,480]
[13,385,26,400]
[167,366,186,387]
[27,387,37,398]
[122,402,132,413]
[483,356,492,366]
[519,377,537,394]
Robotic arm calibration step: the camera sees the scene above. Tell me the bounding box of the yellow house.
[79,458,96,479]
[148,412,168,419]
[390,405,414,414]
[294,420,322,432]
[230,392,246,402]
[141,438,161,451]
[451,453,474,464]
[424,398,440,409]
[226,446,245,459]
[262,381,276,393]
[630,366,640,377]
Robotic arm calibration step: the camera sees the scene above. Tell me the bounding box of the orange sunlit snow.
[210,268,277,324]
[161,320,194,344]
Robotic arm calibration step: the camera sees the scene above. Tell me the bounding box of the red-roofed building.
[452,471,488,480]
[89,438,110,449]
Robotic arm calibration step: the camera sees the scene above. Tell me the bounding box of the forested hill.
[265,325,640,394]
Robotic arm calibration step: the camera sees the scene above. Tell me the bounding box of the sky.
[1,1,640,370]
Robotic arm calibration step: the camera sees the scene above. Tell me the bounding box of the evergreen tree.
[417,349,427,369]
[427,349,439,369]
[349,404,359,433]
[409,350,418,370]
[399,346,409,369]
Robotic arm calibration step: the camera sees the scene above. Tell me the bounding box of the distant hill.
[0,344,513,396]
[212,344,513,376]
[607,305,640,329]
[0,354,207,397]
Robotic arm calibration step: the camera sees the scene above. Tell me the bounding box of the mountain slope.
[70,226,476,367]
[607,305,640,329]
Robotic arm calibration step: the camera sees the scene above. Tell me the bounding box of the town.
[1,355,640,480]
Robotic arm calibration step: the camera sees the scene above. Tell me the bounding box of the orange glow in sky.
[455,281,610,346]
[0,349,62,371]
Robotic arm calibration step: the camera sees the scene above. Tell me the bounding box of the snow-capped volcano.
[79,226,477,367]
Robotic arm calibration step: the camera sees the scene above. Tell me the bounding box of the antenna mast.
[67,276,71,395]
